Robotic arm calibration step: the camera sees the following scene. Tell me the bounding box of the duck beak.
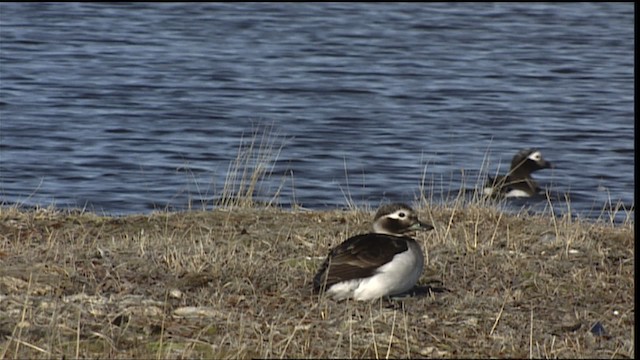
[410,221,434,232]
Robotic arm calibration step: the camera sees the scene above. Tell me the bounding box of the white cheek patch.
[387,210,410,220]
[527,151,542,162]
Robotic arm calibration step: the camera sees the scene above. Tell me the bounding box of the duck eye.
[398,212,406,218]
[528,151,542,161]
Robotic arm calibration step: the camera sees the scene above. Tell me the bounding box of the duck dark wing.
[313,234,410,293]
[487,174,506,188]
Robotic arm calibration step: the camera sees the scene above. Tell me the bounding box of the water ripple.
[0,3,633,222]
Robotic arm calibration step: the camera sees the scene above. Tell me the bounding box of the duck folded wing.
[313,234,410,291]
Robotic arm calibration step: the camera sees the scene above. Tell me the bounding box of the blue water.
[0,3,634,221]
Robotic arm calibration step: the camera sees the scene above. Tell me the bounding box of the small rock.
[173,306,221,318]
[539,233,556,243]
[169,288,183,299]
[590,321,606,337]
[111,314,130,326]
[16,321,30,328]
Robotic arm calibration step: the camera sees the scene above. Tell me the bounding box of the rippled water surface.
[0,3,634,220]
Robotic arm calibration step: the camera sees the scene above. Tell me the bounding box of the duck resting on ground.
[313,203,434,301]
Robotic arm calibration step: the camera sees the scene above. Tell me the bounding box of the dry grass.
[0,201,634,359]
[216,123,287,209]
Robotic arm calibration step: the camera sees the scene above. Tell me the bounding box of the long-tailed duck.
[313,203,433,301]
[483,148,553,198]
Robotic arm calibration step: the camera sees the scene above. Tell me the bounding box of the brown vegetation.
[0,201,633,359]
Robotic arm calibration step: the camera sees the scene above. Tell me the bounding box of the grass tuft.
[218,123,287,209]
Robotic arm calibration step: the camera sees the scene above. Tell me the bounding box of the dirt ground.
[0,204,634,358]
